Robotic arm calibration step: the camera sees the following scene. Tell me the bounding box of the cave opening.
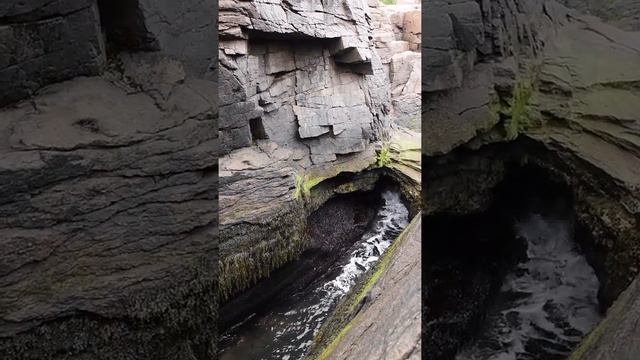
[249,117,268,141]
[97,0,158,55]
[219,170,413,359]
[424,151,605,360]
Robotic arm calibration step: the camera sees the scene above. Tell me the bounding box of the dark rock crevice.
[97,0,159,54]
[424,142,606,359]
[219,187,382,331]
[219,167,417,329]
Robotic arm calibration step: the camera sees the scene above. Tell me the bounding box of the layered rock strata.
[218,0,422,303]
[0,1,217,358]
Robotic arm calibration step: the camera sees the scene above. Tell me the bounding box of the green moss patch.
[504,80,533,140]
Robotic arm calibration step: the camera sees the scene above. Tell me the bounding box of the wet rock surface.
[317,211,421,360]
[569,275,640,360]
[219,190,381,330]
[424,162,602,360]
[220,189,410,360]
[307,131,422,360]
[0,0,217,358]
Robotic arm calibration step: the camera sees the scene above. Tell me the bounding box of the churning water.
[219,190,409,360]
[456,207,601,360]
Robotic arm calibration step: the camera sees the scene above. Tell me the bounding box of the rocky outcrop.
[569,275,640,360]
[526,10,640,306]
[371,2,422,130]
[219,0,391,159]
[422,0,546,154]
[0,1,217,359]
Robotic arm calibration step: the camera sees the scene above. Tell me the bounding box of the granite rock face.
[371,2,422,130]
[219,0,391,160]
[422,0,550,155]
[0,0,217,359]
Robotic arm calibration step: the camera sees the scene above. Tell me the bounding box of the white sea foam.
[271,190,409,358]
[456,213,601,360]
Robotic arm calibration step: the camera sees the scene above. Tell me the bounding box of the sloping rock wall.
[0,1,217,359]
[559,0,640,31]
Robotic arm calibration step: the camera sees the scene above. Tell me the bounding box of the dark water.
[456,202,601,360]
[219,190,409,360]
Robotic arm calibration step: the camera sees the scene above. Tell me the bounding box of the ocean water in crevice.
[219,190,409,360]
[455,200,602,360]
[424,161,604,360]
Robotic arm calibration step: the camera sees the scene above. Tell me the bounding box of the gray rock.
[0,0,218,358]
[0,1,105,106]
[219,1,390,156]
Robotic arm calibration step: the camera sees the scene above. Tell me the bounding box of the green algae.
[218,206,308,302]
[504,80,533,140]
[294,173,328,200]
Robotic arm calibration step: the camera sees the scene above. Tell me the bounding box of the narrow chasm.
[219,176,411,359]
[425,161,603,360]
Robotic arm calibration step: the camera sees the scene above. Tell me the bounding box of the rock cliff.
[0,1,217,359]
[218,1,422,358]
[218,0,422,304]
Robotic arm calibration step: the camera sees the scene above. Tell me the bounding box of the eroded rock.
[0,1,218,358]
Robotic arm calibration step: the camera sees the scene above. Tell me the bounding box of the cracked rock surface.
[0,0,217,359]
[218,0,422,303]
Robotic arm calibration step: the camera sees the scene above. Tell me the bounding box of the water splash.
[456,212,601,360]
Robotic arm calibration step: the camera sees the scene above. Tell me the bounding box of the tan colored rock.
[391,51,421,97]
[403,10,421,50]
